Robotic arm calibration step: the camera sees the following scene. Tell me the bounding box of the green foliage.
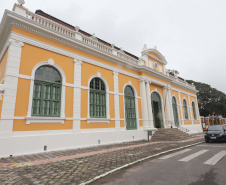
[187,80,226,117]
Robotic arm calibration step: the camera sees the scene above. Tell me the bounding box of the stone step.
[151,128,190,142]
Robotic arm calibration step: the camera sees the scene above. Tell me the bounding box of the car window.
[208,125,223,131]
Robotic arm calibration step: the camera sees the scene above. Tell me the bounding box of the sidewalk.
[0,134,204,185]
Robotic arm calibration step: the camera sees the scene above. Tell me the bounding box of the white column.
[168,88,175,126]
[145,81,154,128]
[73,59,82,131]
[113,71,120,129]
[163,86,172,128]
[140,79,149,129]
[178,91,184,125]
[188,95,194,125]
[0,39,23,135]
[195,96,202,124]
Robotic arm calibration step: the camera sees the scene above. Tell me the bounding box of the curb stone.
[80,141,204,185]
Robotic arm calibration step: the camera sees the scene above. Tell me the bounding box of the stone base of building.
[0,129,146,158]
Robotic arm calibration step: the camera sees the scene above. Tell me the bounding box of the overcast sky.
[1,0,226,93]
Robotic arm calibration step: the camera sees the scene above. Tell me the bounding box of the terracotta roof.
[35,10,139,60]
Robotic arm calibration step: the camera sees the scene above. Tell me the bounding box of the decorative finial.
[75,26,80,32]
[142,44,148,51]
[90,33,98,41]
[18,0,25,6]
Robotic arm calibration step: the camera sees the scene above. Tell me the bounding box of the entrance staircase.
[151,128,190,142]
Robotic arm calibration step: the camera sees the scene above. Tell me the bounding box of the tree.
[187,80,226,117]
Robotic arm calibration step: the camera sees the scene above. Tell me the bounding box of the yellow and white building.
[0,3,202,157]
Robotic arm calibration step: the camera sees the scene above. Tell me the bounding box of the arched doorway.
[124,85,137,130]
[151,92,164,128]
[172,97,179,127]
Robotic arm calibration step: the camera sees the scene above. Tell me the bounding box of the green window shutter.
[32,66,62,117]
[172,97,179,126]
[124,86,137,130]
[192,102,197,120]
[183,100,189,120]
[89,78,106,118]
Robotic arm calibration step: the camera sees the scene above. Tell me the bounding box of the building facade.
[0,3,202,157]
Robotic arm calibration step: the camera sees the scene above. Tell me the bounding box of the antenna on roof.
[17,0,25,6]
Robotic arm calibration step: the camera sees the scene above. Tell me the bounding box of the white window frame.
[182,98,189,121]
[123,82,139,129]
[26,60,66,124]
[87,73,110,123]
[150,90,166,128]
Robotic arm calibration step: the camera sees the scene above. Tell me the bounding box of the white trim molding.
[87,74,110,121]
[150,89,166,128]
[26,117,65,125]
[122,81,140,130]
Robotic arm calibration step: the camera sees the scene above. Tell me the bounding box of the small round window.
[154,62,159,70]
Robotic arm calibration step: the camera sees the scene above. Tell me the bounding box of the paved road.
[91,143,226,185]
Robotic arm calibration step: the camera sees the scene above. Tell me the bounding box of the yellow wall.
[12,27,140,76]
[148,52,161,60]
[65,87,73,118]
[10,27,200,132]
[14,78,30,117]
[20,44,74,84]
[118,74,140,96]
[149,84,164,100]
[171,85,196,96]
[81,62,114,92]
[0,49,8,82]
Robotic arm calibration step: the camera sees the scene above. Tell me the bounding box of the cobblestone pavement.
[0,134,204,185]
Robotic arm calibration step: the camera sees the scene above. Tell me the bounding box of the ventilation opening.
[98,140,101,144]
[10,155,13,157]
[44,145,47,151]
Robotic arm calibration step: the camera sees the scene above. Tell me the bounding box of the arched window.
[124,85,137,130]
[192,102,197,120]
[183,99,189,120]
[32,66,62,117]
[172,97,179,126]
[89,78,106,118]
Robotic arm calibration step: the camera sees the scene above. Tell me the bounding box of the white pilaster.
[195,96,201,124]
[140,79,149,129]
[145,81,154,128]
[113,71,120,129]
[168,88,174,126]
[73,59,82,131]
[163,86,172,128]
[188,95,194,125]
[0,39,23,135]
[178,91,184,125]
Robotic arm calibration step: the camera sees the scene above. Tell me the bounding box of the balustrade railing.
[201,116,226,127]
[26,11,76,38]
[24,10,139,65]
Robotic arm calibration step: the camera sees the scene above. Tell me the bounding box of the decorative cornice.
[0,10,198,95]
[141,48,167,65]
[113,71,119,76]
[8,38,24,47]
